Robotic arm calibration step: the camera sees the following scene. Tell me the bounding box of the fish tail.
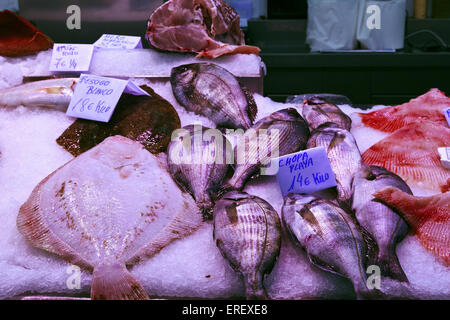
[354,281,385,300]
[244,274,268,300]
[376,250,409,283]
[91,263,149,300]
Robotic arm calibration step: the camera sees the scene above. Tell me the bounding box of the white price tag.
[269,147,337,197]
[49,44,94,72]
[93,34,143,49]
[438,147,450,170]
[66,74,149,122]
[445,108,450,127]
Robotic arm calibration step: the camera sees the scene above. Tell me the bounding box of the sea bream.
[351,165,411,282]
[170,62,257,130]
[222,108,310,191]
[167,124,232,218]
[282,194,381,300]
[302,97,352,131]
[213,191,281,299]
[307,123,362,204]
[17,136,203,300]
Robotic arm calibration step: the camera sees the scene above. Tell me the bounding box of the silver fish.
[224,108,310,191]
[213,191,281,299]
[307,123,362,204]
[0,78,77,110]
[170,63,257,129]
[282,194,380,300]
[167,124,232,218]
[302,97,352,131]
[17,136,202,300]
[352,165,412,282]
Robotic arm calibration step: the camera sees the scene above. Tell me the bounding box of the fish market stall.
[0,1,449,301]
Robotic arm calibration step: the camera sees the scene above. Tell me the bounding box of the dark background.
[10,0,450,105]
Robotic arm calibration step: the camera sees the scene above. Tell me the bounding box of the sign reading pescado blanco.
[49,44,94,72]
[445,107,450,127]
[66,74,149,122]
[270,147,337,197]
[93,34,143,49]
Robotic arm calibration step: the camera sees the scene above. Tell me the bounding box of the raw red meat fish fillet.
[146,0,260,58]
[359,89,450,133]
[374,187,449,265]
[362,121,450,193]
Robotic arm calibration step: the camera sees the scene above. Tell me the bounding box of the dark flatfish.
[56,85,180,156]
[170,63,257,129]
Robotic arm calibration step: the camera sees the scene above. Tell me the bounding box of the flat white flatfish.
[17,135,202,300]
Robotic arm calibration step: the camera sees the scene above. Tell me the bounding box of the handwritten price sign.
[66,74,149,122]
[445,108,450,127]
[49,44,94,72]
[93,34,143,49]
[269,147,337,197]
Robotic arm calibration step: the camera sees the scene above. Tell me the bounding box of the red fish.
[362,121,450,193]
[359,89,450,133]
[0,10,53,57]
[374,187,449,265]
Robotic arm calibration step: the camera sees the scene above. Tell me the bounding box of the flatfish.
[57,85,180,156]
[362,121,450,193]
[17,136,202,300]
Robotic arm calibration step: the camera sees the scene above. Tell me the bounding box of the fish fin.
[126,194,203,265]
[375,251,409,283]
[308,254,341,276]
[244,273,268,300]
[358,226,379,269]
[17,171,93,271]
[242,86,258,125]
[91,263,149,300]
[373,187,422,228]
